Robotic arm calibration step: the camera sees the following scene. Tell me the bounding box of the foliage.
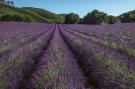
[65,13,80,24]
[0,14,31,22]
[78,18,83,24]
[83,10,117,24]
[108,15,117,24]
[119,10,135,23]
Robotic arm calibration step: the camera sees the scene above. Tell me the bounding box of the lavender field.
[0,22,135,89]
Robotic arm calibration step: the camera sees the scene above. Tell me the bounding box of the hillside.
[22,7,65,23]
[0,4,64,23]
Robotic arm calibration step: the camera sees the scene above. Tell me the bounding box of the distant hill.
[0,4,64,23]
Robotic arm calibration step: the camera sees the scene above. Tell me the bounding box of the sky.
[13,0,135,17]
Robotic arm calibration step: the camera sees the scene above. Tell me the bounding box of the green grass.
[22,7,65,23]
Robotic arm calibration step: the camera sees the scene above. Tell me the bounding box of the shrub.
[0,14,31,22]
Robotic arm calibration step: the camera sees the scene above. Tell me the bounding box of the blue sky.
[13,0,135,17]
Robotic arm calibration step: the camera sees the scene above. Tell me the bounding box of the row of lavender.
[0,22,135,89]
[0,23,89,89]
[61,23,135,89]
[65,23,135,57]
[0,22,54,89]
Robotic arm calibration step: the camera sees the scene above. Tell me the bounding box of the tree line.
[64,9,135,24]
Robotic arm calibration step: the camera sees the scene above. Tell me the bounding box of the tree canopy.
[65,13,80,24]
[83,10,117,24]
[119,10,135,23]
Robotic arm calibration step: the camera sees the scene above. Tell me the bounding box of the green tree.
[83,10,109,24]
[65,13,80,24]
[78,18,83,24]
[83,10,117,24]
[108,15,117,24]
[119,10,135,23]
